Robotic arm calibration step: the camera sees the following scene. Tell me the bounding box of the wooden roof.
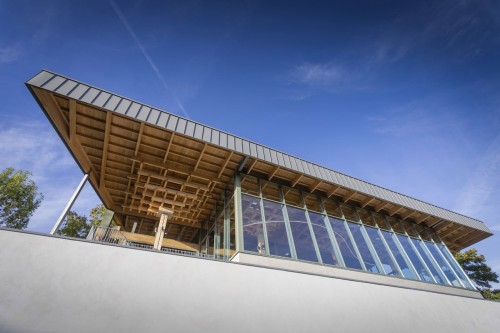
[26,70,493,251]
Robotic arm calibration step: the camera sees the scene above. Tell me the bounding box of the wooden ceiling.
[31,86,491,251]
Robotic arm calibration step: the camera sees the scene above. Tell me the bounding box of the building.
[0,70,499,332]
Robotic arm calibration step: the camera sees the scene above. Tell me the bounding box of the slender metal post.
[50,173,89,234]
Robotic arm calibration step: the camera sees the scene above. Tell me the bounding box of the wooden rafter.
[100,112,112,189]
[309,179,322,193]
[327,185,340,198]
[134,123,145,156]
[218,151,233,178]
[291,174,303,187]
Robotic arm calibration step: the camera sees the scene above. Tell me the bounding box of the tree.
[57,211,90,238]
[89,204,108,227]
[455,248,499,300]
[57,204,111,238]
[0,167,44,229]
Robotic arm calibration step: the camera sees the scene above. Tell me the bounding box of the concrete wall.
[1,229,499,333]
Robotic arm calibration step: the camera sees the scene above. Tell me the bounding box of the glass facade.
[235,174,475,290]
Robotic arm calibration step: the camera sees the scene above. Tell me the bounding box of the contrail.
[108,0,190,119]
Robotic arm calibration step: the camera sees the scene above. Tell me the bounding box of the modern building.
[0,70,499,332]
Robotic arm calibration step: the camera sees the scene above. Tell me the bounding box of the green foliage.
[89,204,108,227]
[0,167,44,229]
[454,249,499,289]
[57,204,111,238]
[455,248,500,300]
[480,289,500,301]
[56,211,90,238]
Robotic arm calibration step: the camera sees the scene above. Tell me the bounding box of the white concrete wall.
[0,229,499,333]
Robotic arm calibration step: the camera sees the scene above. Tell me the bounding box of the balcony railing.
[88,226,219,260]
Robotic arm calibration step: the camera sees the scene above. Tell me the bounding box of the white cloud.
[0,122,100,232]
[455,133,500,217]
[0,44,22,63]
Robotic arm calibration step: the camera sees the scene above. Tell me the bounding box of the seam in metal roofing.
[26,70,492,234]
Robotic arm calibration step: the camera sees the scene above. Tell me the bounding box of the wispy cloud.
[0,44,22,63]
[284,61,368,100]
[108,0,190,119]
[455,133,500,217]
[0,122,100,232]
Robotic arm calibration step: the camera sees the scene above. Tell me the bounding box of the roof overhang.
[26,70,493,251]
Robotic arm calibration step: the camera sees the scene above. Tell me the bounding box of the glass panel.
[229,197,236,256]
[309,212,339,265]
[287,206,319,262]
[411,238,446,285]
[241,194,266,254]
[372,213,390,230]
[364,226,401,276]
[387,216,405,234]
[418,228,433,241]
[283,187,303,207]
[347,222,380,273]
[323,199,342,218]
[357,208,376,227]
[329,217,363,270]
[241,175,259,196]
[401,220,418,237]
[436,244,474,289]
[396,234,433,282]
[263,199,292,258]
[340,204,358,222]
[261,181,281,202]
[304,194,321,213]
[424,241,462,287]
[382,231,418,280]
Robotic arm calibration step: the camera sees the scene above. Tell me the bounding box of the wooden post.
[154,208,173,250]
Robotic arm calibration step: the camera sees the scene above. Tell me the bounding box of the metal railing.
[88,226,224,260]
[89,226,131,246]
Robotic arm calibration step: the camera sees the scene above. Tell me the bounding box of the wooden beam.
[134,123,145,156]
[309,179,322,193]
[291,174,303,187]
[414,214,430,224]
[163,132,175,163]
[218,151,233,178]
[400,210,415,220]
[343,190,357,203]
[99,112,112,189]
[389,206,404,217]
[247,159,259,174]
[440,225,464,239]
[69,99,77,143]
[361,197,376,208]
[268,165,280,181]
[327,185,341,198]
[193,143,207,172]
[375,201,390,212]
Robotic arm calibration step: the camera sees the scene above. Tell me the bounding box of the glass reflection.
[309,211,339,265]
[329,217,363,270]
[287,206,318,262]
[396,234,433,282]
[382,231,418,280]
[424,241,461,287]
[364,226,401,276]
[348,222,381,273]
[436,244,474,289]
[241,194,266,254]
[263,199,291,258]
[411,238,446,285]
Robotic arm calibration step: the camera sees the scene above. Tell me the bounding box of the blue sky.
[1,0,499,285]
